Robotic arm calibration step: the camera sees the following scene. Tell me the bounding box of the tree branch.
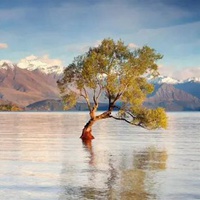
[81,87,92,112]
[110,115,133,125]
[92,85,103,109]
[96,110,111,120]
[110,115,147,129]
[111,92,122,105]
[113,105,136,119]
[96,84,103,101]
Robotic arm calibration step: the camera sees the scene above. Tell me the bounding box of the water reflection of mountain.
[59,143,168,199]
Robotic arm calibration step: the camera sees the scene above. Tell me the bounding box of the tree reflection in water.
[120,147,167,200]
[59,141,167,200]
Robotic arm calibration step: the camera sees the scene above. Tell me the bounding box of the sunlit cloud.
[158,64,200,80]
[158,64,176,77]
[128,43,139,49]
[39,54,62,66]
[0,43,8,49]
[1,0,200,74]
[176,67,200,79]
[18,54,62,67]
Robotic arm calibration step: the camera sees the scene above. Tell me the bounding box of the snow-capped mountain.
[147,75,200,100]
[0,60,15,70]
[0,56,64,75]
[146,75,181,84]
[17,55,64,74]
[147,75,200,84]
[1,57,200,110]
[145,83,200,111]
[1,58,200,83]
[184,77,200,83]
[0,65,60,106]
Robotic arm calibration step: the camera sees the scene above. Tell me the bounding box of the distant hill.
[0,62,61,106]
[148,75,200,99]
[1,60,200,111]
[145,84,200,111]
[174,82,200,99]
[27,82,200,111]
[26,99,63,111]
[26,99,109,111]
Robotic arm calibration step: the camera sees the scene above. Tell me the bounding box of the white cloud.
[176,67,200,79]
[158,64,200,80]
[94,40,102,47]
[0,43,8,49]
[25,55,37,60]
[158,64,176,77]
[39,54,62,67]
[128,43,139,49]
[18,54,62,67]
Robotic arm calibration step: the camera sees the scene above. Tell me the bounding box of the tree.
[58,38,167,140]
[0,103,22,111]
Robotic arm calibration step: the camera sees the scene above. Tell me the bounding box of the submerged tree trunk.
[80,119,96,140]
[80,110,111,140]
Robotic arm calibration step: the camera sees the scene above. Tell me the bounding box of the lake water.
[0,112,200,200]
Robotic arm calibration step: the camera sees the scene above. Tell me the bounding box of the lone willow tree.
[58,39,167,140]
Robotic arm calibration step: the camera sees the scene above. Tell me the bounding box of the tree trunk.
[80,119,95,140]
[80,110,111,140]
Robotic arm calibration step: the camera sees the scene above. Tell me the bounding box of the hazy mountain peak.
[147,75,200,84]
[147,75,181,84]
[17,55,64,75]
[0,56,64,75]
[184,77,200,83]
[146,83,200,111]
[25,55,38,60]
[0,60,15,70]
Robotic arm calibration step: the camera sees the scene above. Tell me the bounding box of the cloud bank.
[18,54,62,67]
[159,64,200,79]
[177,67,200,79]
[0,43,8,49]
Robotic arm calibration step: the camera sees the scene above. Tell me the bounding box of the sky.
[0,0,200,79]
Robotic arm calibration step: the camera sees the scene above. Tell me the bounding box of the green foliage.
[62,92,77,110]
[58,38,167,130]
[131,107,168,129]
[0,104,22,111]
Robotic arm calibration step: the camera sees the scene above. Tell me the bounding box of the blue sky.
[0,0,200,79]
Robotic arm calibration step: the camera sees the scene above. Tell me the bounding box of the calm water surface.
[0,112,200,200]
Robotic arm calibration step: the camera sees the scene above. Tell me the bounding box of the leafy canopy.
[58,38,167,129]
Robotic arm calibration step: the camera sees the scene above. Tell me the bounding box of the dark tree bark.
[80,110,111,140]
[80,119,96,140]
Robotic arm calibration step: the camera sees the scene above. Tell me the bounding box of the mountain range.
[0,58,200,111]
[0,58,63,106]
